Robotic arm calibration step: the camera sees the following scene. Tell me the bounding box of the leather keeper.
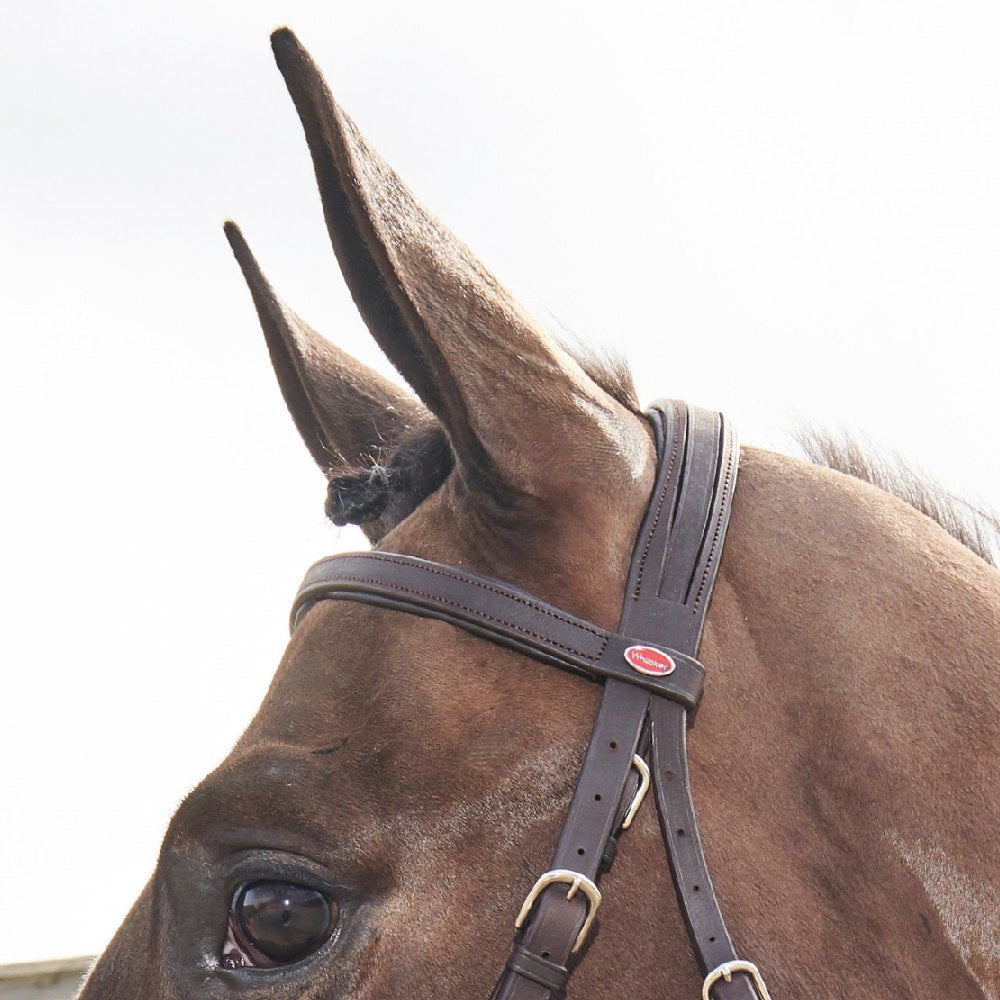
[505,946,570,996]
[599,834,619,874]
[595,633,704,711]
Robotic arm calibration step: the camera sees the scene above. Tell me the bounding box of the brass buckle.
[702,960,772,1000]
[514,869,602,952]
[621,754,650,830]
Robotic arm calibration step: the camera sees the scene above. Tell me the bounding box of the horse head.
[78,27,998,1000]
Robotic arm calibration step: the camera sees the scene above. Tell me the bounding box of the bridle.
[290,399,771,1000]
[292,400,767,999]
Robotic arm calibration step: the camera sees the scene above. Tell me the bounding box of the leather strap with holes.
[291,401,766,999]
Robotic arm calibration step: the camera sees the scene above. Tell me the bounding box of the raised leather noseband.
[291,400,771,1000]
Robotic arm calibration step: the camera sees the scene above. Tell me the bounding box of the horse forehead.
[161,671,587,873]
[244,597,598,751]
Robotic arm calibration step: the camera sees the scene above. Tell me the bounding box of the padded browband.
[292,552,706,711]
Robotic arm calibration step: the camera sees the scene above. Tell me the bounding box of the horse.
[77,27,998,1000]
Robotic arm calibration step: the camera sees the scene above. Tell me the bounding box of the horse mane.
[563,343,640,412]
[566,341,1000,571]
[796,426,1000,567]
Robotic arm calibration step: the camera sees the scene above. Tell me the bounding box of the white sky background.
[1,0,998,965]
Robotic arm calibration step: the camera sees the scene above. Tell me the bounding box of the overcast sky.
[2,0,998,965]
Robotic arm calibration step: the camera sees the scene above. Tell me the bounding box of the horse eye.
[225,880,337,966]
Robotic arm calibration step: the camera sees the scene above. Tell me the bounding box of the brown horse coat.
[78,28,998,1000]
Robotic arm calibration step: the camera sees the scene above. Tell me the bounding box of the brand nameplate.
[624,645,676,676]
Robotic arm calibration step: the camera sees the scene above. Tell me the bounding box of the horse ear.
[271,29,648,505]
[225,221,448,542]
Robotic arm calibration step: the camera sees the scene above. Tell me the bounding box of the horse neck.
[671,444,998,997]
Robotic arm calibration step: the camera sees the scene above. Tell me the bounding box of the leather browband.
[290,400,770,1000]
[292,553,706,711]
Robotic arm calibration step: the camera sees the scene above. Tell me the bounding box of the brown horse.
[78,28,998,1000]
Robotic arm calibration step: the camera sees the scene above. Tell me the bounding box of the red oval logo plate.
[624,645,676,676]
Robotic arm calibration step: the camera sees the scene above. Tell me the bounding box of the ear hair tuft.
[326,465,391,525]
[324,426,455,532]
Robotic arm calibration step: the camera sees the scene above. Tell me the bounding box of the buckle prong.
[514,869,602,952]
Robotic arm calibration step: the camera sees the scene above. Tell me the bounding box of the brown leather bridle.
[290,400,771,1000]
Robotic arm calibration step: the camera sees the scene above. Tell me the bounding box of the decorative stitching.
[300,573,609,661]
[633,401,683,601]
[357,553,608,639]
[692,431,736,611]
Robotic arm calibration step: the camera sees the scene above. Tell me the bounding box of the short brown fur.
[78,29,998,1000]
